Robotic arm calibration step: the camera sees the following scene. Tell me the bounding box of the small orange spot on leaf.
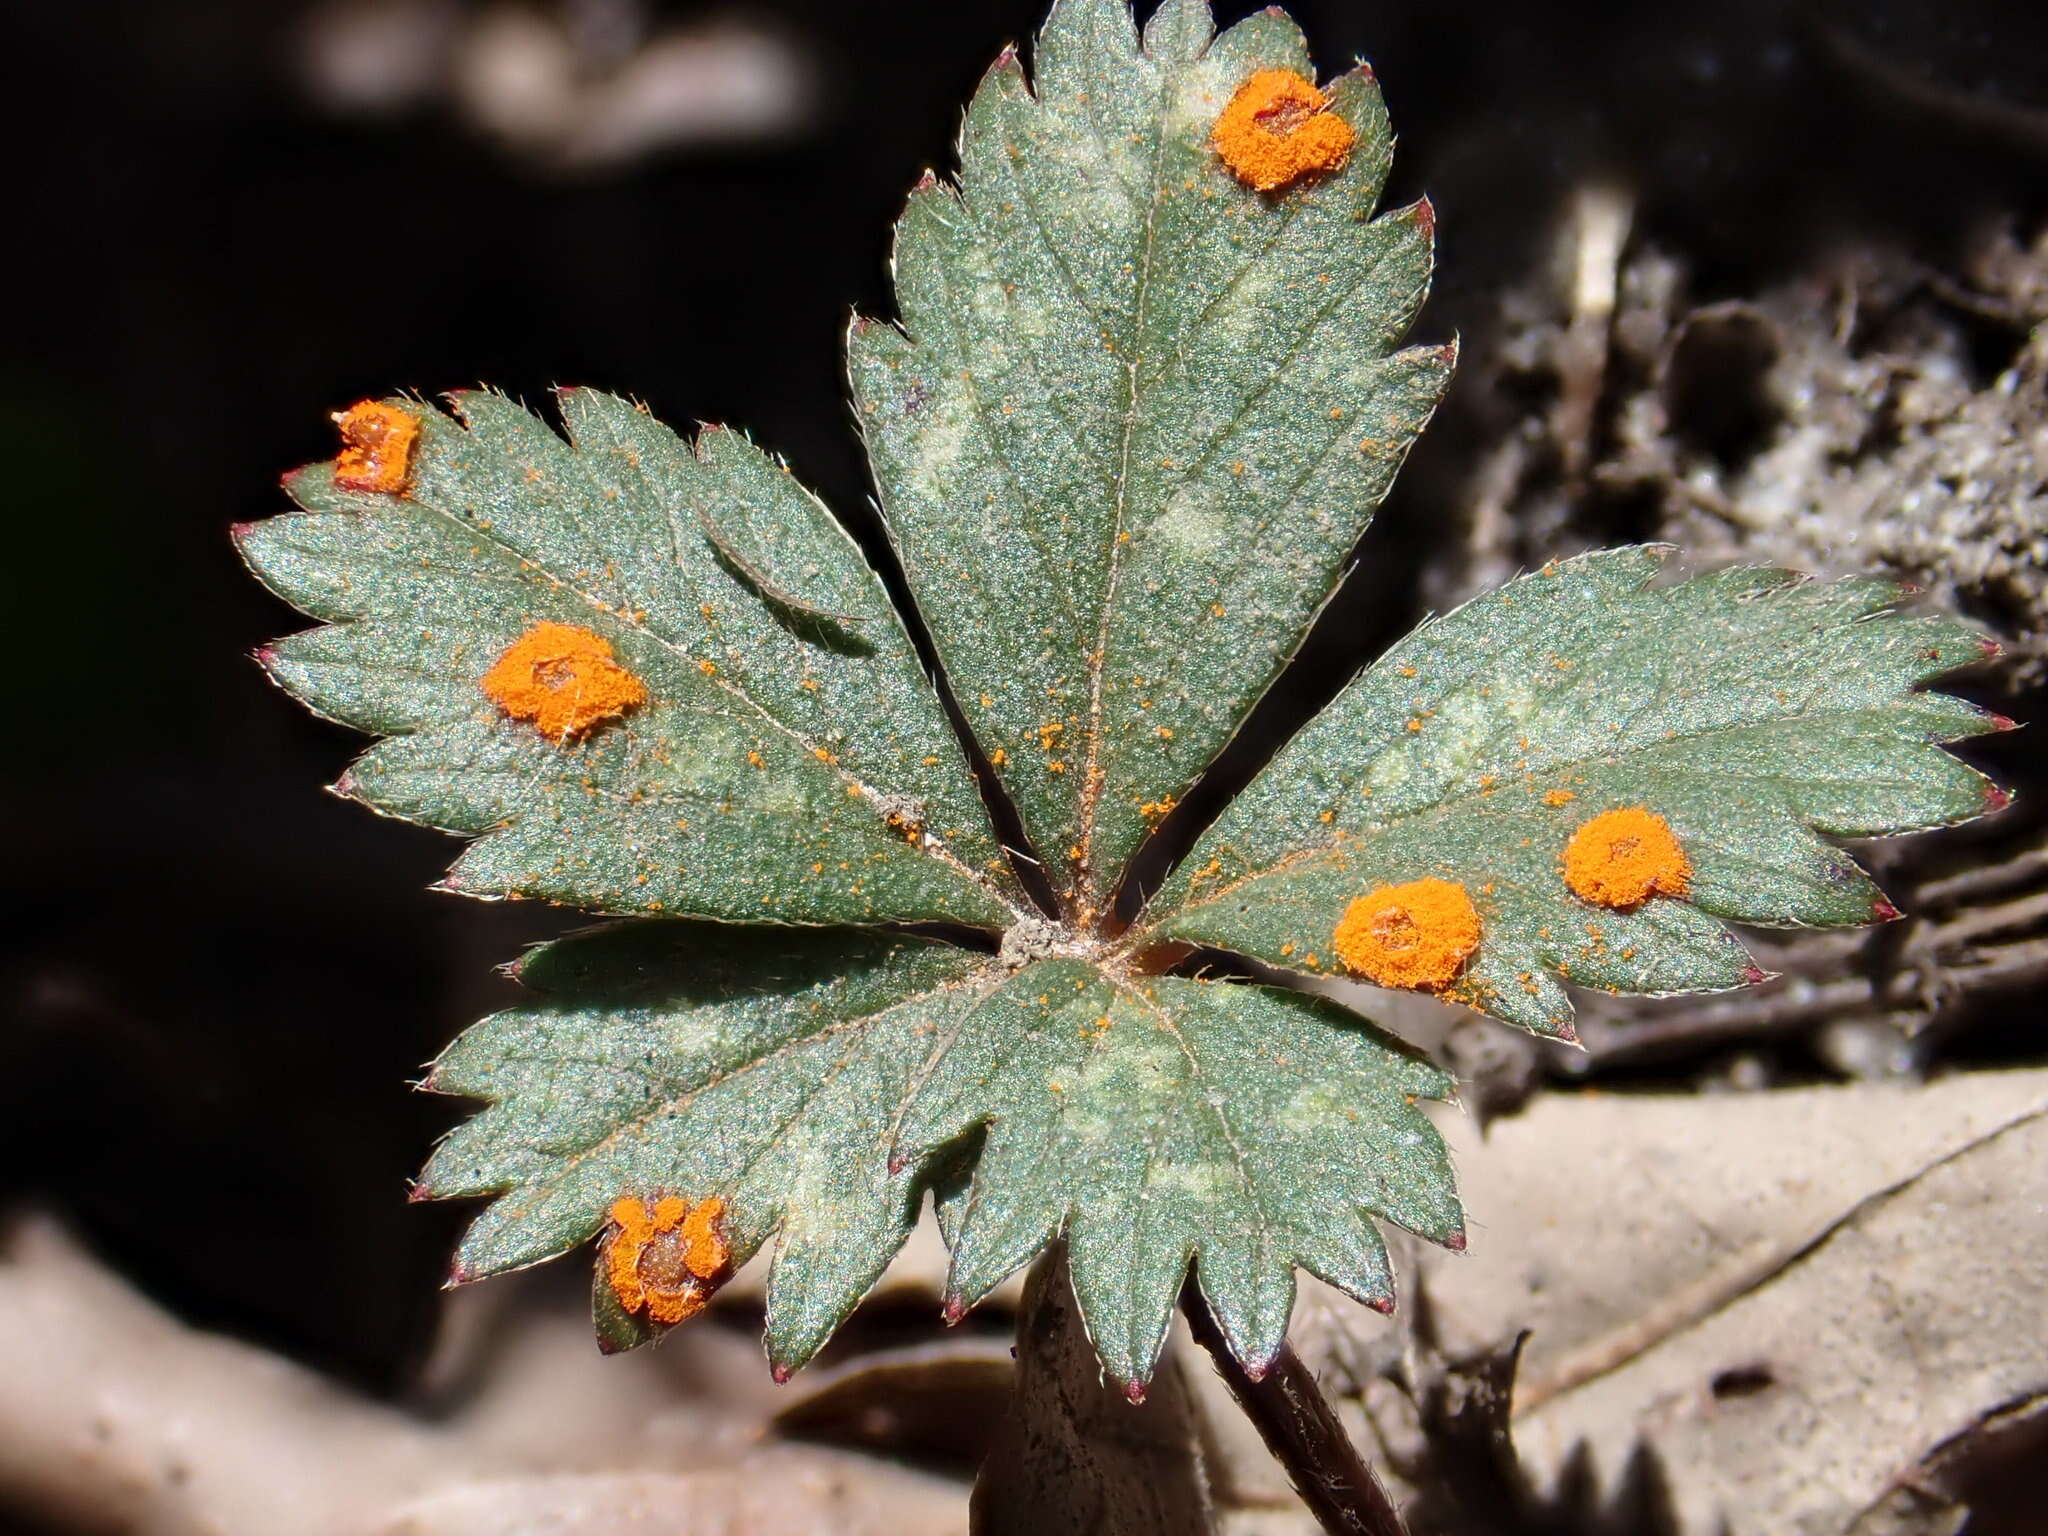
[1562,807,1692,909]
[480,621,647,740]
[604,1194,731,1327]
[332,401,419,494]
[1332,877,1481,991]
[1212,69,1356,193]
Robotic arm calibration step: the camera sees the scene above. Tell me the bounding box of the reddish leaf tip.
[1980,636,2004,659]
[1444,1228,1468,1253]
[941,1295,967,1326]
[1123,1380,1148,1406]
[1988,713,2018,732]
[1985,783,2013,812]
[252,645,277,667]
[230,520,259,542]
[1413,195,1437,238]
[1872,897,1904,923]
[885,1152,909,1177]
[330,772,358,797]
[914,168,939,192]
[444,1262,473,1288]
[1243,1359,1270,1383]
[1367,1293,1396,1315]
[770,1363,794,1385]
[1741,963,1771,985]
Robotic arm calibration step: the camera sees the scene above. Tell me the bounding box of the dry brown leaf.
[1401,1068,2048,1533]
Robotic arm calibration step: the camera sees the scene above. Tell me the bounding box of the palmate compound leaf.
[851,0,1452,920]
[236,388,1021,928]
[240,0,2014,1394]
[1146,547,2010,1037]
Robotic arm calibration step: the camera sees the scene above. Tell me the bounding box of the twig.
[1918,840,2048,908]
[1179,1280,1410,1536]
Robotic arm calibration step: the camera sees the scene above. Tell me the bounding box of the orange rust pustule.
[1211,68,1356,192]
[331,400,420,494]
[1562,807,1692,909]
[605,1195,732,1327]
[480,621,648,740]
[1332,877,1481,991]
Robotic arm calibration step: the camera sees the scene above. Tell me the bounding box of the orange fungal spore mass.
[1211,68,1356,192]
[1331,877,1481,991]
[1562,807,1692,908]
[331,401,420,494]
[481,621,648,740]
[605,1195,732,1327]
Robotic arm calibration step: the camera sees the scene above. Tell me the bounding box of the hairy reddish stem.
[1180,1282,1410,1536]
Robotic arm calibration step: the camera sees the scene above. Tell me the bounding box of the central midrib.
[1074,51,1180,917]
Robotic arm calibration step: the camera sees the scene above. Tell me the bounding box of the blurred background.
[4,1,2045,1531]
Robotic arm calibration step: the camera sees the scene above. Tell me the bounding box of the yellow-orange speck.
[331,401,419,494]
[1212,69,1356,193]
[604,1195,731,1326]
[480,621,647,740]
[1332,877,1481,991]
[1562,807,1692,908]
[1543,789,1576,807]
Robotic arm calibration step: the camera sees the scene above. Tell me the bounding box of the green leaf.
[1147,548,2003,1037]
[243,0,2017,1392]
[851,0,1450,913]
[238,388,1016,928]
[417,921,1007,1374]
[895,963,1458,1388]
